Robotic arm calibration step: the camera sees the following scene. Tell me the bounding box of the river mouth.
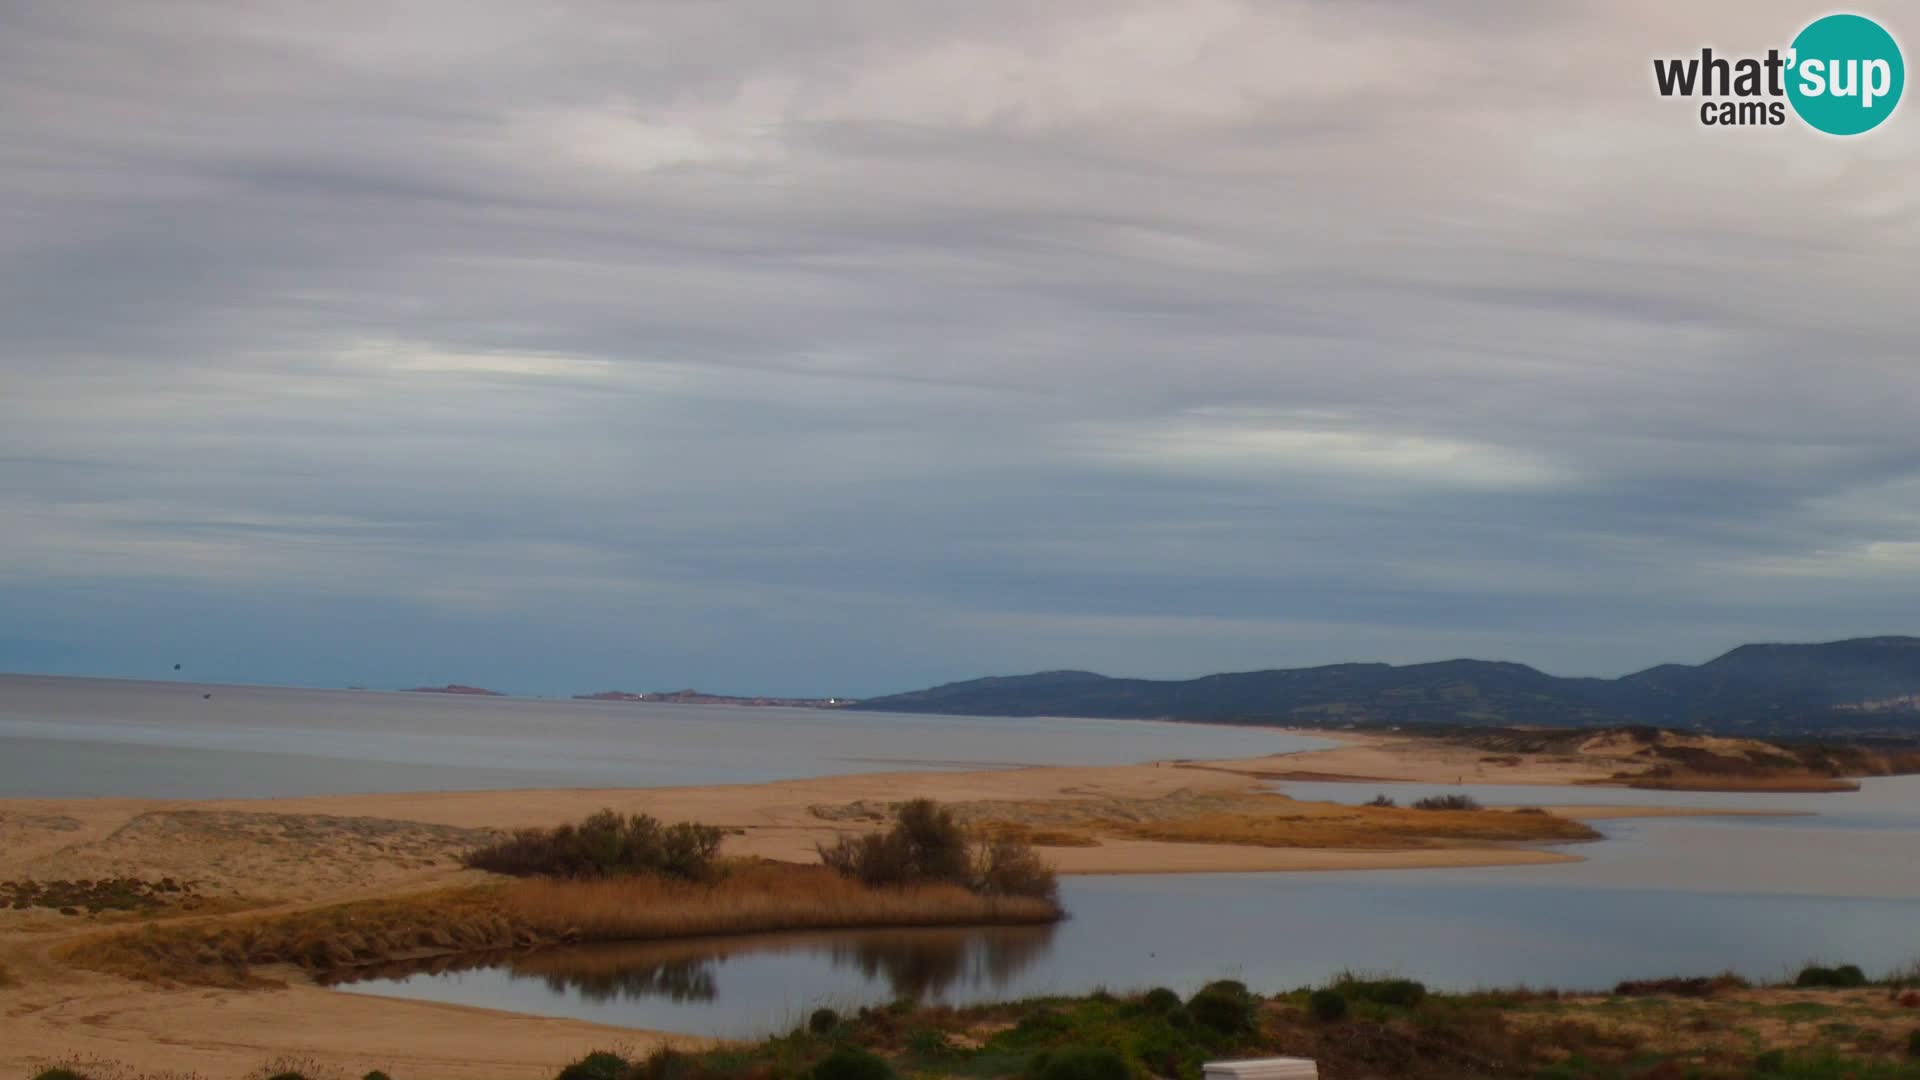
[336,778,1920,1040]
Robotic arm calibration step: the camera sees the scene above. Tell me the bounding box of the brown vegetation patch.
[64,860,1060,986]
[2,877,201,915]
[909,789,1598,851]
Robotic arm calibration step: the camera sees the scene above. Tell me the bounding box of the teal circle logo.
[1787,14,1904,135]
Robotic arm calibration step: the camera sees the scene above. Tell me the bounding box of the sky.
[2,2,1917,698]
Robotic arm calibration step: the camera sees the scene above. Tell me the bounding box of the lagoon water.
[343,777,1920,1037]
[0,674,1324,798]
[8,673,1916,1038]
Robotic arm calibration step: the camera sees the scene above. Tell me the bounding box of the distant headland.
[574,688,855,708]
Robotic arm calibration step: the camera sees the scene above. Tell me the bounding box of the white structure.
[1203,1058,1319,1080]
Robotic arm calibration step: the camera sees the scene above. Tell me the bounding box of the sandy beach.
[0,732,1787,1080]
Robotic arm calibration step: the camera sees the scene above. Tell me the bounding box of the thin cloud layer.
[1,1,1916,695]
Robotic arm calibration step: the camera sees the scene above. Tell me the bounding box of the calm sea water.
[0,674,1326,798]
[341,777,1920,1037]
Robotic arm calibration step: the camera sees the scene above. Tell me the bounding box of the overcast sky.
[3,2,1917,697]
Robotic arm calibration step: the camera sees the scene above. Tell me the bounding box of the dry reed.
[504,861,1059,939]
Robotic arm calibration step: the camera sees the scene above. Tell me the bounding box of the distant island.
[851,635,1920,737]
[575,688,856,708]
[401,683,505,696]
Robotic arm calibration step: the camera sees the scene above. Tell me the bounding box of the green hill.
[850,637,1920,735]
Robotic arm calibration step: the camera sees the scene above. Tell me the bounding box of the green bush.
[1133,1024,1200,1078]
[1411,794,1482,811]
[809,1007,842,1035]
[907,1028,958,1059]
[1908,1029,1920,1058]
[556,1051,630,1080]
[1012,1007,1077,1042]
[1030,1045,1132,1080]
[33,1071,88,1080]
[1754,1049,1787,1074]
[263,1074,308,1080]
[637,1048,691,1080]
[811,1046,893,1080]
[1141,987,1183,1014]
[1187,982,1255,1035]
[1335,976,1427,1008]
[1794,964,1868,989]
[363,1072,392,1080]
[467,811,722,881]
[1308,989,1349,1022]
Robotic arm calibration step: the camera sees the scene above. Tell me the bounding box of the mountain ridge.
[849,636,1920,736]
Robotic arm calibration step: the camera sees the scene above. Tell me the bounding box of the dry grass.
[65,860,1060,985]
[503,861,1059,940]
[953,790,1598,851]
[1106,800,1598,849]
[973,822,1101,848]
[1618,770,1860,792]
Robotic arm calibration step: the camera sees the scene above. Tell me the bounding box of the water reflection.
[342,923,1058,1033]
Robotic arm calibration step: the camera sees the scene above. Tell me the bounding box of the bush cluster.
[1026,1046,1130,1080]
[1187,980,1256,1035]
[1332,975,1427,1009]
[1794,963,1869,989]
[1410,794,1482,811]
[817,799,1057,901]
[464,810,724,880]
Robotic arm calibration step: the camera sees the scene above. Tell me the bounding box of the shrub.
[811,1046,893,1080]
[466,811,722,881]
[1411,794,1482,811]
[1030,1046,1132,1080]
[1795,964,1869,989]
[1908,1029,1920,1059]
[1308,988,1349,1022]
[1335,976,1427,1008]
[1188,981,1255,1035]
[263,1074,308,1080]
[556,1051,630,1080]
[33,1071,88,1080]
[907,1028,958,1059]
[975,834,1059,902]
[1365,795,1397,807]
[363,1072,392,1080]
[809,1007,842,1035]
[1141,987,1183,1014]
[818,799,1056,901]
[637,1049,691,1080]
[1754,1049,1786,1074]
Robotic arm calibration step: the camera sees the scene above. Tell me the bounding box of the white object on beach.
[1203,1058,1319,1080]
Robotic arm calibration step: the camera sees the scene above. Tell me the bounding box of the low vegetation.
[2,877,201,915]
[1410,794,1482,811]
[511,968,1920,1080]
[463,810,726,881]
[30,962,1920,1080]
[818,799,1058,902]
[65,861,1059,986]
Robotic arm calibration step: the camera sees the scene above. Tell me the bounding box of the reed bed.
[504,862,1060,940]
[67,861,1060,985]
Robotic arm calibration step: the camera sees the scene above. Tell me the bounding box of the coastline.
[0,732,1848,1080]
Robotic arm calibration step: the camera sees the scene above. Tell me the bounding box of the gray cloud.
[2,0,1917,695]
